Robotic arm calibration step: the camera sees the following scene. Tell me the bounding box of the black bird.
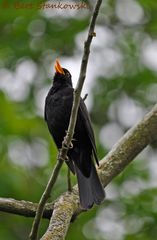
[44,59,105,209]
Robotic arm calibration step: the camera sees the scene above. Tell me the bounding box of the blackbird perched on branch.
[44,59,105,209]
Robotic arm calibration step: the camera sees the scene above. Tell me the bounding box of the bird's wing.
[79,99,99,166]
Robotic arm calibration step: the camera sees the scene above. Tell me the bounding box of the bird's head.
[53,59,72,87]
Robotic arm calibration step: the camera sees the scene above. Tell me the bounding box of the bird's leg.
[67,167,72,192]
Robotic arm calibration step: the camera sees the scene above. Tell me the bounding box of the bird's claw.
[69,142,73,149]
[65,156,69,162]
[63,136,74,149]
[58,151,69,162]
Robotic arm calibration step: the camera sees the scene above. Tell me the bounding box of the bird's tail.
[75,162,105,209]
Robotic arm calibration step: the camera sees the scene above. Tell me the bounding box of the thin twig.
[83,93,88,101]
[64,0,102,148]
[67,168,72,192]
[30,0,102,239]
[29,158,63,240]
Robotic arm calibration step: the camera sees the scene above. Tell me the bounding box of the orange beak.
[54,59,65,75]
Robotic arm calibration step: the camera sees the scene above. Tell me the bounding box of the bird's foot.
[58,151,69,162]
[69,142,73,149]
[63,136,74,149]
[65,155,70,162]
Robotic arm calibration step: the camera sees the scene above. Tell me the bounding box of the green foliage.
[0,0,157,239]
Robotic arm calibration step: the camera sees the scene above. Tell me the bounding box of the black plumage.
[44,60,105,209]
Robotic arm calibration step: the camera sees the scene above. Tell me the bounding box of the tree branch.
[0,198,53,219]
[41,103,157,239]
[29,158,64,240]
[41,188,79,240]
[98,105,157,186]
[64,0,102,146]
[30,0,102,239]
[1,104,157,239]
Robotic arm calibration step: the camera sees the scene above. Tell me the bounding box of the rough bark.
[42,104,157,239]
[1,104,157,239]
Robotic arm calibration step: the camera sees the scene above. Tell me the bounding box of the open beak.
[55,59,65,75]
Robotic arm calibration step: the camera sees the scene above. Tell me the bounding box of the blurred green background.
[0,0,157,239]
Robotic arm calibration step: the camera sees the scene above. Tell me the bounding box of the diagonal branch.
[64,0,102,145]
[29,158,64,240]
[30,0,102,239]
[1,103,157,239]
[41,103,157,240]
